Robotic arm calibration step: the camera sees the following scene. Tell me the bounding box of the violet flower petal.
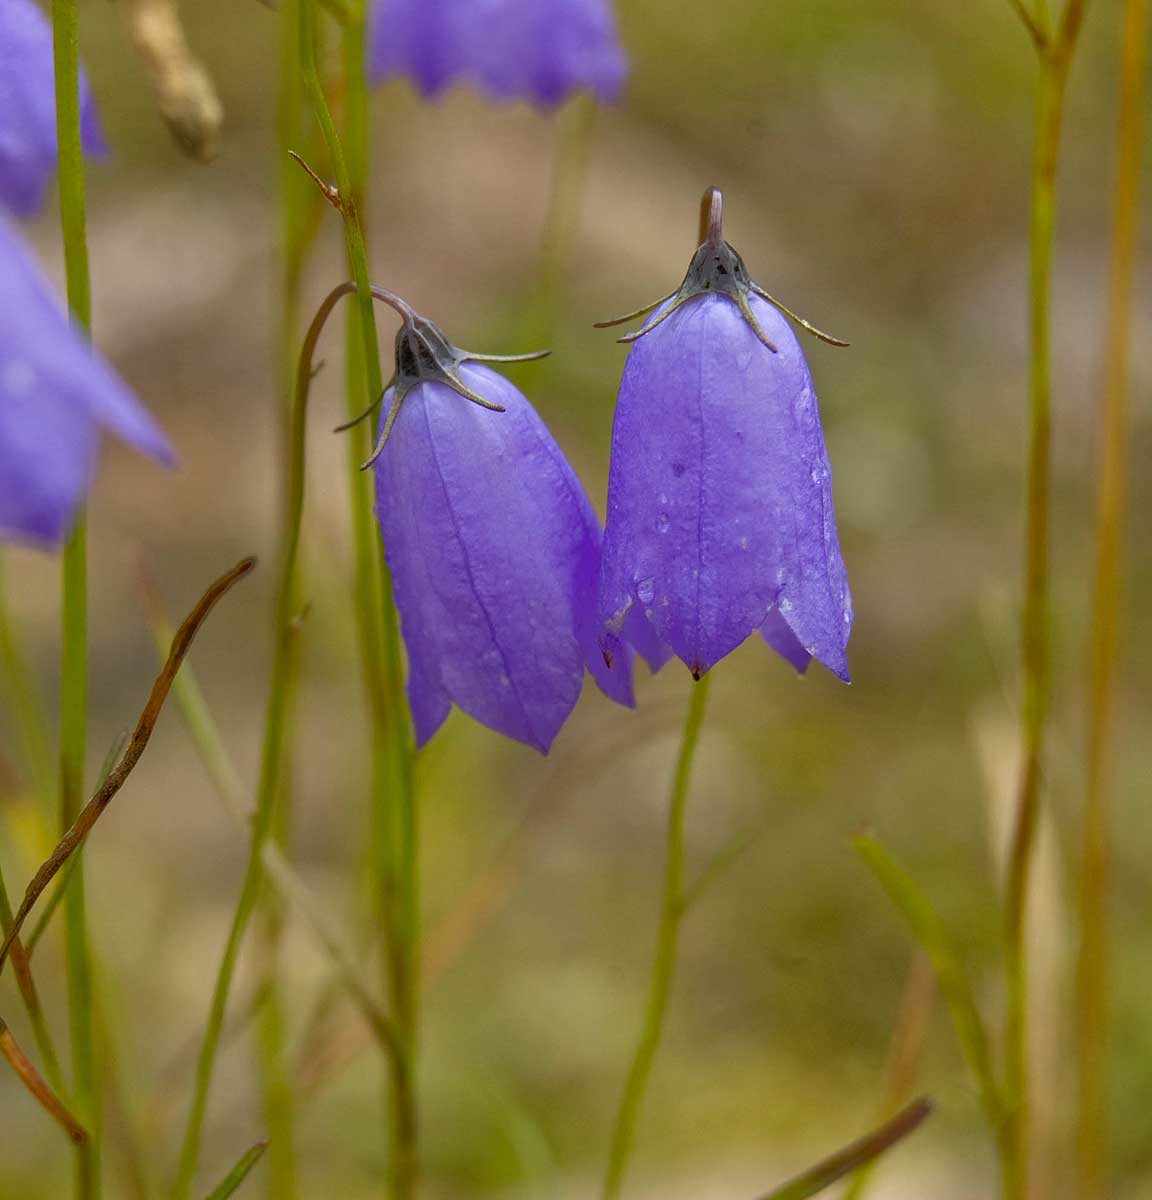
[0,0,105,218]
[598,293,851,680]
[374,363,632,753]
[0,219,173,547]
[367,0,627,108]
[0,358,96,547]
[759,604,812,676]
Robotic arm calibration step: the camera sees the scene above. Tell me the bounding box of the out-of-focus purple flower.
[0,0,105,217]
[367,0,627,108]
[597,190,853,682]
[0,219,173,548]
[369,290,632,752]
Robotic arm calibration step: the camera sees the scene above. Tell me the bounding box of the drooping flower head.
[367,0,627,108]
[0,0,105,217]
[596,189,853,681]
[0,218,174,547]
[365,287,633,752]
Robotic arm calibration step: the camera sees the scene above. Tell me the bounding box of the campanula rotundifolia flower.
[596,189,853,682]
[364,287,634,752]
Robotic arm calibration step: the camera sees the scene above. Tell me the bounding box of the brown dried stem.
[0,1017,88,1146]
[0,557,256,974]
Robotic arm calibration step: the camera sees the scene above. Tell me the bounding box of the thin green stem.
[249,3,317,1192]
[0,863,64,1093]
[203,1142,268,1200]
[170,290,350,1200]
[753,1099,932,1200]
[51,0,99,1194]
[1004,0,1047,48]
[300,3,418,1194]
[0,560,55,807]
[1077,1,1146,1196]
[601,674,711,1200]
[0,560,66,1090]
[1002,10,1089,1196]
[140,596,399,1060]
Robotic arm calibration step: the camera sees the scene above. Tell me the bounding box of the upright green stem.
[0,560,55,806]
[0,865,64,1093]
[1002,7,1089,1195]
[170,290,350,1200]
[51,1,98,1194]
[1077,1,1146,1195]
[0,563,66,1088]
[601,674,710,1200]
[301,4,419,1194]
[249,3,316,1193]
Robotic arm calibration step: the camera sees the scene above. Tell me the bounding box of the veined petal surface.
[598,293,851,679]
[374,364,632,753]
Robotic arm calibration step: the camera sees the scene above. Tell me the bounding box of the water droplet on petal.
[656,514,670,533]
[637,577,655,604]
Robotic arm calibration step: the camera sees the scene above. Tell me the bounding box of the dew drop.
[655,514,670,533]
[637,577,655,604]
[779,598,794,613]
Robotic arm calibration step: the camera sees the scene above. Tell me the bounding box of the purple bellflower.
[0,0,105,217]
[596,189,853,682]
[366,0,627,108]
[364,287,633,752]
[0,218,174,547]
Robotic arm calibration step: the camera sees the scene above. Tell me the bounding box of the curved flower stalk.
[0,218,173,547]
[366,0,627,107]
[0,0,104,216]
[597,188,852,681]
[368,287,634,752]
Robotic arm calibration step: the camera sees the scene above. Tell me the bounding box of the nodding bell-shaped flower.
[0,219,174,547]
[363,288,634,753]
[0,0,105,217]
[366,0,627,108]
[596,189,853,682]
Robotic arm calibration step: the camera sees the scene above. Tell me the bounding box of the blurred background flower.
[0,218,173,547]
[0,0,103,217]
[367,0,627,106]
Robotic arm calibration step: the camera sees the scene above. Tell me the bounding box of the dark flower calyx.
[595,187,849,353]
[336,285,549,469]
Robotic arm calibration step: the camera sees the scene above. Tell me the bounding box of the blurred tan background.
[2,0,1151,1196]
